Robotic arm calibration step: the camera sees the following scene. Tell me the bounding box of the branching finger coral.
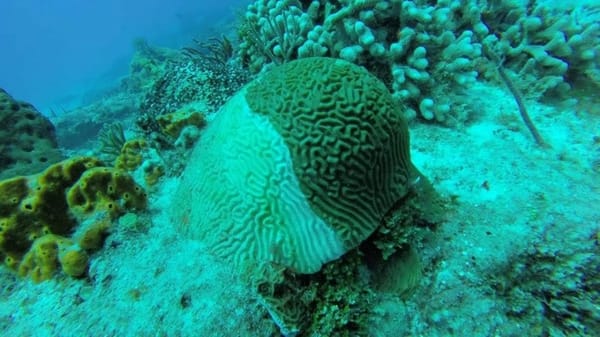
[239,0,600,125]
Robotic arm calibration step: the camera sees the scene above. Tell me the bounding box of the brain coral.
[0,89,64,179]
[172,57,421,273]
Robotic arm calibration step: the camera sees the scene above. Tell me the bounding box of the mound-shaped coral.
[172,57,421,274]
[0,89,64,179]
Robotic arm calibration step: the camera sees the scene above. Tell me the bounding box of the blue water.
[0,0,249,112]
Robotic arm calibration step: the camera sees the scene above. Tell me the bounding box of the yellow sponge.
[18,234,69,283]
[0,156,147,282]
[144,164,165,186]
[58,246,89,278]
[18,234,89,282]
[157,108,206,139]
[67,167,147,219]
[0,176,29,214]
[115,139,147,171]
[76,216,112,251]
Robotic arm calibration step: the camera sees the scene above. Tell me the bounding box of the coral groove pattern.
[246,57,416,248]
[173,57,419,274]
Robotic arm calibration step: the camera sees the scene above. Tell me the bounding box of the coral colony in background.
[1,1,599,336]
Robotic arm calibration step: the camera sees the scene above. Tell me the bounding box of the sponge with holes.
[0,156,146,281]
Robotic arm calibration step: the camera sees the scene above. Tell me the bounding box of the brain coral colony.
[172,57,442,335]
[0,90,149,283]
[0,89,64,180]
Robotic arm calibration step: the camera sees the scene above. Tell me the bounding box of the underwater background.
[0,0,599,336]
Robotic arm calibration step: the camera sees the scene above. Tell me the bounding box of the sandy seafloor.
[0,77,599,336]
